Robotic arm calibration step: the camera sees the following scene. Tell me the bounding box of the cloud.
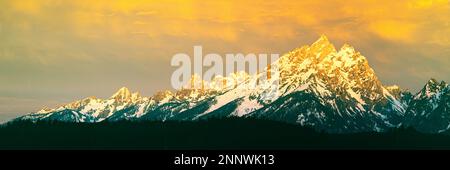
[368,20,417,43]
[2,0,448,46]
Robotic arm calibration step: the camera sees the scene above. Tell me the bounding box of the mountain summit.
[111,87,132,99]
[404,79,450,132]
[247,35,405,132]
[111,87,141,103]
[14,36,449,133]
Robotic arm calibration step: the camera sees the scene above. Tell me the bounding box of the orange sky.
[0,0,449,121]
[4,0,449,43]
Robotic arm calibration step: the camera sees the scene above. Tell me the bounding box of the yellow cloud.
[409,0,447,9]
[10,0,43,14]
[369,20,417,43]
[2,0,449,55]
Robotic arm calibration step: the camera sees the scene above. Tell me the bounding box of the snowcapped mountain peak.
[339,44,356,54]
[112,87,131,96]
[153,90,174,102]
[131,92,142,103]
[279,36,381,91]
[17,35,449,133]
[417,79,449,99]
[269,35,407,131]
[309,35,337,60]
[426,79,447,91]
[385,85,412,107]
[313,34,331,45]
[183,73,252,92]
[425,78,448,89]
[61,96,98,109]
[83,96,98,102]
[406,79,450,133]
[334,44,368,67]
[110,87,133,102]
[37,106,54,114]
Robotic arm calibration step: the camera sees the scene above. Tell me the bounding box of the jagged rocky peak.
[131,92,141,102]
[405,79,450,133]
[426,78,448,90]
[152,90,174,102]
[183,72,252,92]
[81,96,98,102]
[279,35,370,71]
[335,44,365,65]
[174,74,221,101]
[386,85,402,96]
[417,78,449,99]
[65,96,98,108]
[385,85,413,104]
[110,87,141,102]
[37,106,54,114]
[278,35,385,99]
[111,87,131,98]
[309,35,337,59]
[340,43,355,52]
[17,35,447,133]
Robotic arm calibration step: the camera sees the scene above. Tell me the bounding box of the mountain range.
[13,36,450,133]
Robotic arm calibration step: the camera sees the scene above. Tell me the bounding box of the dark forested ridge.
[1,118,450,150]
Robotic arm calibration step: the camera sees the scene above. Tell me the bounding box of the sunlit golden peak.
[111,87,132,99]
[340,43,356,53]
[318,34,329,42]
[117,87,130,92]
[309,35,337,58]
[152,90,174,102]
[311,35,333,47]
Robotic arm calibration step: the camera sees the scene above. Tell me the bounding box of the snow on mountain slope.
[19,87,155,122]
[239,35,405,132]
[139,35,407,132]
[13,35,433,133]
[404,79,450,133]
